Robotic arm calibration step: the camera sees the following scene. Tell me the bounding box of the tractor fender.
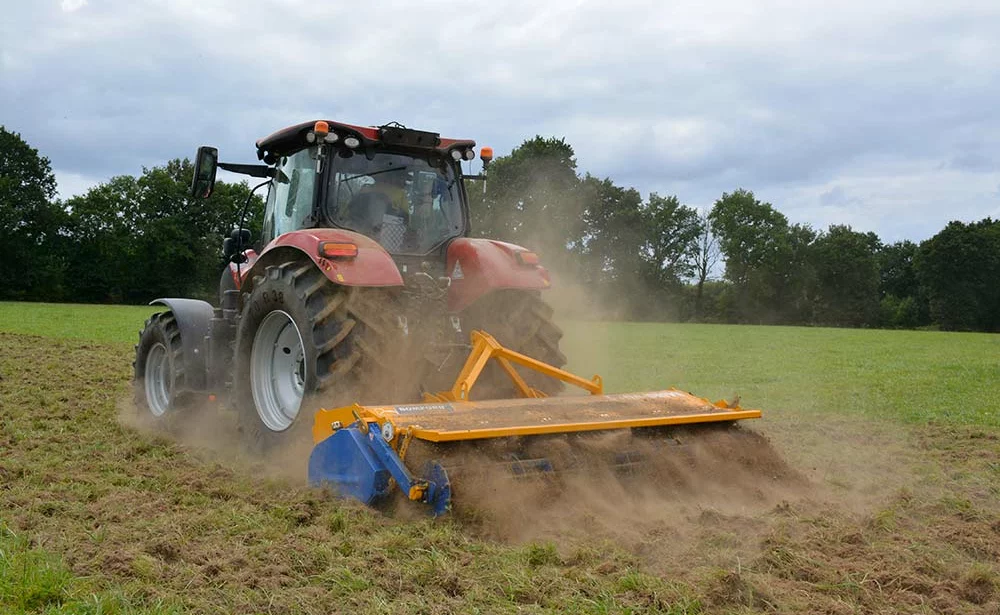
[446,238,551,313]
[149,298,213,391]
[237,229,403,291]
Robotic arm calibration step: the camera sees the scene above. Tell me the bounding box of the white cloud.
[2,0,1000,242]
[60,0,87,12]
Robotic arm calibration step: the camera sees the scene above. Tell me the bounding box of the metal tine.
[508,455,555,478]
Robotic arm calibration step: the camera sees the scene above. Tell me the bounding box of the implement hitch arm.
[424,330,603,402]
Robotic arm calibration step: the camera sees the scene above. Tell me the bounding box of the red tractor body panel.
[256,120,475,160]
[446,238,551,312]
[236,229,404,289]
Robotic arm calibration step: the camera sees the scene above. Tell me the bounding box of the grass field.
[4,300,997,426]
[1,300,999,613]
[0,302,160,344]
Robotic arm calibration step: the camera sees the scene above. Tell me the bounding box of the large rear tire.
[133,311,191,425]
[232,260,400,451]
[461,290,567,399]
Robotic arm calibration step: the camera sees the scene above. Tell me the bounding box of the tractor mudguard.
[237,229,403,290]
[446,238,551,312]
[149,298,213,391]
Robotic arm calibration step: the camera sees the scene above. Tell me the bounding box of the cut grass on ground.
[1,302,999,614]
[0,524,179,614]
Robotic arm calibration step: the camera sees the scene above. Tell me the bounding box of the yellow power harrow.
[308,331,761,515]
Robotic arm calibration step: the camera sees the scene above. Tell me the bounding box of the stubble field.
[1,301,998,614]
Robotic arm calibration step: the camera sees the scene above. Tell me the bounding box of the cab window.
[326,150,463,254]
[262,149,317,243]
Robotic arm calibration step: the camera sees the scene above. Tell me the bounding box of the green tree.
[576,175,645,288]
[708,189,814,323]
[640,193,703,288]
[0,127,67,299]
[63,175,142,301]
[64,159,262,303]
[810,225,881,327]
[471,136,584,269]
[877,240,929,328]
[692,209,721,321]
[777,222,818,323]
[917,219,1000,331]
[708,189,789,286]
[879,240,921,300]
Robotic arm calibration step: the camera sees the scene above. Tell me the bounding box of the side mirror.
[191,146,219,199]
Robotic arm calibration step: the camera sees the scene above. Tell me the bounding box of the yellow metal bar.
[408,409,762,442]
[494,356,543,398]
[451,332,494,399]
[426,330,602,402]
[312,404,365,443]
[490,338,603,395]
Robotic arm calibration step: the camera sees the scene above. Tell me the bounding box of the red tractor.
[133,120,566,449]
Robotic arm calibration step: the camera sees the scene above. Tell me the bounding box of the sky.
[2,0,998,243]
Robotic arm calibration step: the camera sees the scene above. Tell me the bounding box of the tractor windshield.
[327,150,464,254]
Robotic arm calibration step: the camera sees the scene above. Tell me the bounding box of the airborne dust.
[119,167,919,577]
[118,259,918,581]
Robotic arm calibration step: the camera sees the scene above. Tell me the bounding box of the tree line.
[471,136,999,332]
[0,126,261,304]
[2,126,997,332]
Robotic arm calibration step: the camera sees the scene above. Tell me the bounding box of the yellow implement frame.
[422,330,603,402]
[312,330,761,447]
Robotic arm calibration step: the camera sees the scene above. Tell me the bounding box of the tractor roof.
[255,120,475,162]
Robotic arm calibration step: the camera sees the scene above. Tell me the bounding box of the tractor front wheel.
[133,311,190,425]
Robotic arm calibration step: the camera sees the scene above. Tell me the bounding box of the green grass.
[0,525,178,614]
[0,328,712,614]
[2,300,997,427]
[0,302,159,344]
[565,321,1000,427]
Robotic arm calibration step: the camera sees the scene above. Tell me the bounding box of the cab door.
[261,148,320,244]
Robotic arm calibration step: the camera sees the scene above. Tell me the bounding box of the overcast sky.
[2,0,998,242]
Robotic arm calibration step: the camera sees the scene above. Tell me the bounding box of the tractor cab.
[253,121,482,261]
[191,119,542,320]
[191,121,491,286]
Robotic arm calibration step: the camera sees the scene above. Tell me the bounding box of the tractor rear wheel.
[232,260,399,451]
[461,290,567,399]
[133,311,190,424]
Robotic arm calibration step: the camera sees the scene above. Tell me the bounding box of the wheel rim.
[250,310,306,432]
[144,342,171,417]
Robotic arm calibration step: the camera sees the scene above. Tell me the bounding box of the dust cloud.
[117,393,313,483]
[417,425,809,544]
[119,334,916,578]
